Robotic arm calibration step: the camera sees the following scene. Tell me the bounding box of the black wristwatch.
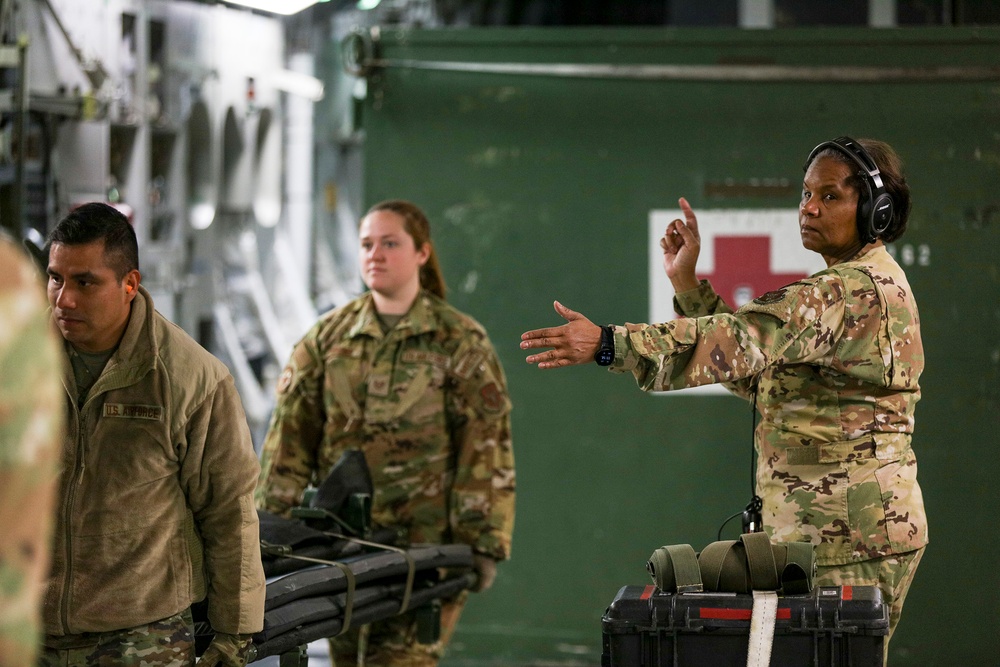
[594,325,615,366]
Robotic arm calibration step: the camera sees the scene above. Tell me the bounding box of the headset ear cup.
[870,193,894,239]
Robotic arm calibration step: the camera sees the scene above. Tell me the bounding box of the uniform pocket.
[761,460,850,563]
[844,458,893,559]
[72,522,185,631]
[873,449,927,552]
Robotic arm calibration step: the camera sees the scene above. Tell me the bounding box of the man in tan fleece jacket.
[40,203,264,666]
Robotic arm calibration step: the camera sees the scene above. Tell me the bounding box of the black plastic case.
[601,585,887,667]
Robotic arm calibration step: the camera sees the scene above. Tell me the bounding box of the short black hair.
[46,203,139,280]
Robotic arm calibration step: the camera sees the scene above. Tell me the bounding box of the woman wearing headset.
[521,137,927,646]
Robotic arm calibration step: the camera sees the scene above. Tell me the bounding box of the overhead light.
[191,203,216,230]
[226,0,324,15]
[357,0,381,9]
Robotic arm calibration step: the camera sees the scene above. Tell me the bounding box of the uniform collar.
[846,244,888,267]
[347,290,440,340]
[57,286,157,401]
[97,288,157,386]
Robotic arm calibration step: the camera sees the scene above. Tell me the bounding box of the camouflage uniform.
[813,547,923,648]
[0,239,62,667]
[38,609,194,667]
[611,246,926,633]
[256,290,515,666]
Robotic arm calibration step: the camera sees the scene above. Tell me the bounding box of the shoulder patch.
[753,288,787,305]
[737,285,798,324]
[479,382,506,413]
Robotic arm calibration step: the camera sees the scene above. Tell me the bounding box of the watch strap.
[594,325,615,366]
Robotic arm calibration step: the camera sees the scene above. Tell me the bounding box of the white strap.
[747,590,778,667]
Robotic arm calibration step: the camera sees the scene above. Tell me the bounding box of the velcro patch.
[479,382,506,413]
[454,350,485,380]
[103,403,163,421]
[401,350,450,369]
[753,288,788,305]
[737,285,797,323]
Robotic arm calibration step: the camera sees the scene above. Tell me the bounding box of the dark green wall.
[349,27,1000,665]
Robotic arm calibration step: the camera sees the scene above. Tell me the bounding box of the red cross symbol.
[703,236,807,310]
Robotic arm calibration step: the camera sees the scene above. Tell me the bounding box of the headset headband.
[805,136,886,191]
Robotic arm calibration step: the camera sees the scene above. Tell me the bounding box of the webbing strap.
[781,542,815,595]
[259,540,357,635]
[647,544,703,593]
[324,532,417,614]
[697,540,739,592]
[358,623,370,667]
[741,532,779,591]
[747,590,778,667]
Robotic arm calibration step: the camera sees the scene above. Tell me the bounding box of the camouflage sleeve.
[0,242,62,665]
[254,334,325,516]
[447,333,515,561]
[611,275,847,393]
[670,279,754,399]
[672,279,733,318]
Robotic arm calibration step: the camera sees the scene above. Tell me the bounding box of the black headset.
[804,136,895,244]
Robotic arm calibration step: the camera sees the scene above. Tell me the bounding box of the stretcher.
[193,513,476,665]
[195,451,476,665]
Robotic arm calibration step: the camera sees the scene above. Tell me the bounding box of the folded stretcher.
[194,451,476,665]
[193,511,476,663]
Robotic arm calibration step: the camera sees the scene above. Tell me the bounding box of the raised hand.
[660,197,701,293]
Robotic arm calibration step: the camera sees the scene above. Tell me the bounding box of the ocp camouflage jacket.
[255,290,515,561]
[611,246,927,565]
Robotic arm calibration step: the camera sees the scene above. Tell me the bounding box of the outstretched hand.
[660,197,701,293]
[520,301,602,369]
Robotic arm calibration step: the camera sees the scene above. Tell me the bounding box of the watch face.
[595,348,614,366]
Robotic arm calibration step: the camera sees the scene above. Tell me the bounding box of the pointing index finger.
[678,197,699,234]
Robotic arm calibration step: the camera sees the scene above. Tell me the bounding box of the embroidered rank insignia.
[368,373,391,397]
